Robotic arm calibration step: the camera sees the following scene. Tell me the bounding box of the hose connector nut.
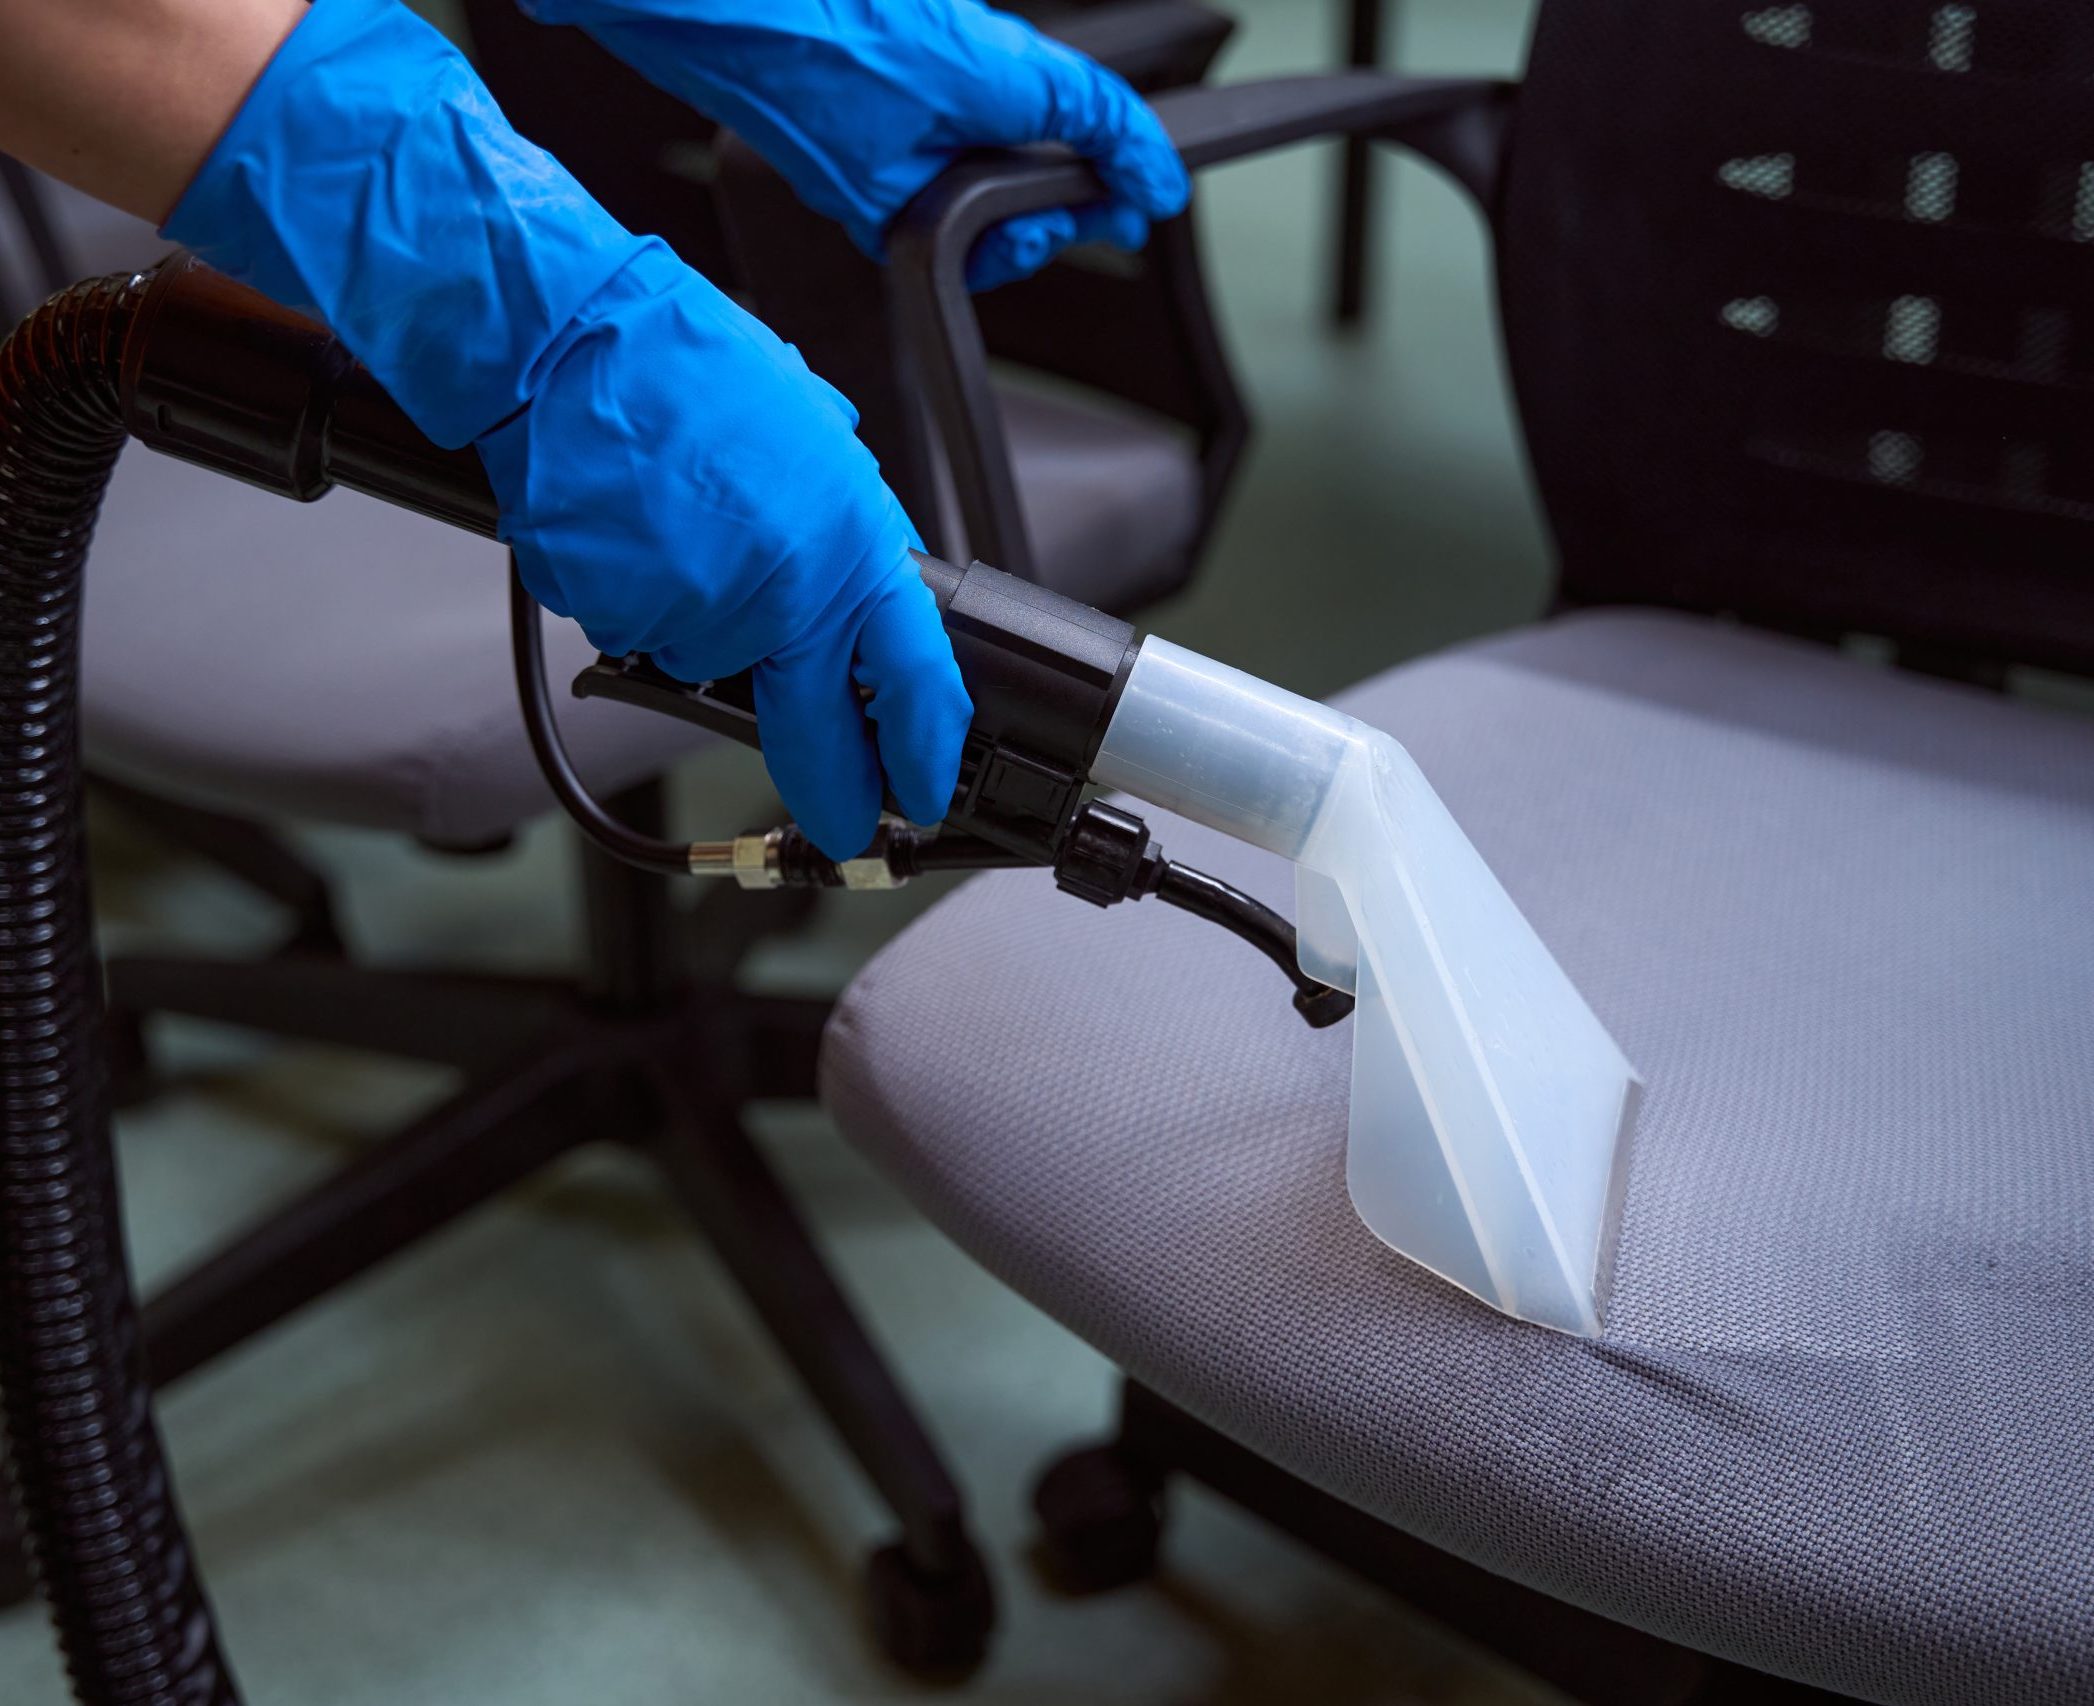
[732,831,783,889]
[838,828,907,891]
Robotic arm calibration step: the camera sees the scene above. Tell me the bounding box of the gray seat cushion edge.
[822,609,2094,1706]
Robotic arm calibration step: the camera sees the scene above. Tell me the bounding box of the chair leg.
[107,954,565,1072]
[92,775,345,955]
[1334,0,1392,328]
[641,1063,994,1672]
[142,1043,610,1388]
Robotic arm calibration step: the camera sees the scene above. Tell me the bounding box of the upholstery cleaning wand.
[129,255,1642,1336]
[0,268,1643,1706]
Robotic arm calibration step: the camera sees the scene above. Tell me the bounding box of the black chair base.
[1035,1380,1850,1705]
[1,782,992,1677]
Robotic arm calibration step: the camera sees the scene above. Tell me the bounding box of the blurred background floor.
[1,1,1568,1700]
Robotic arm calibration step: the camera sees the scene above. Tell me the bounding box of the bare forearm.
[0,0,303,222]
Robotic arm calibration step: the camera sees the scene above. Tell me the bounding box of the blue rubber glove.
[165,0,970,859]
[517,0,1192,291]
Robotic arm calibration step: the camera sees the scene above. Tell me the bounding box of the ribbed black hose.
[0,274,240,1704]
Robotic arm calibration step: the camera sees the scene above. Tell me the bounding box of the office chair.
[821,10,2094,1703]
[2,160,1009,1664]
[3,169,1004,1661]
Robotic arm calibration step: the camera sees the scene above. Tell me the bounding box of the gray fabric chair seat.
[822,609,2094,1706]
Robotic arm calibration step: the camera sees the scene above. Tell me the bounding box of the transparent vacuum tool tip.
[1093,640,1640,1337]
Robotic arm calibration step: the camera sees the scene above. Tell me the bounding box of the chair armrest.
[885,71,1512,581]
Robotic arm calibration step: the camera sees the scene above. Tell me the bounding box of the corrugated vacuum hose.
[0,271,240,1705]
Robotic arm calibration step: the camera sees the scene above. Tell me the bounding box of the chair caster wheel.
[103,1006,157,1110]
[864,1540,995,1678]
[1031,1444,1164,1594]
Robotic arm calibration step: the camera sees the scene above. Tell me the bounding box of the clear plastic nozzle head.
[1093,640,1640,1337]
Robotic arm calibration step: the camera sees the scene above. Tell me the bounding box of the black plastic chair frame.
[1335,0,1399,326]
[885,70,1513,584]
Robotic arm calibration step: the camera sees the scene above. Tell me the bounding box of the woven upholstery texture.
[823,610,2094,1704]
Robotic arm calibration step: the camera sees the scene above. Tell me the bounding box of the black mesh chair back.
[1498,0,2094,675]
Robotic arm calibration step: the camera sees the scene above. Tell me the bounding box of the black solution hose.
[0,273,240,1705]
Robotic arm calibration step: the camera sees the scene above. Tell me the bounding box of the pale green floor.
[2,3,1571,1701]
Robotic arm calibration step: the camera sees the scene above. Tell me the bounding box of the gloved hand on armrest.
[166,0,969,859]
[515,0,1193,291]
